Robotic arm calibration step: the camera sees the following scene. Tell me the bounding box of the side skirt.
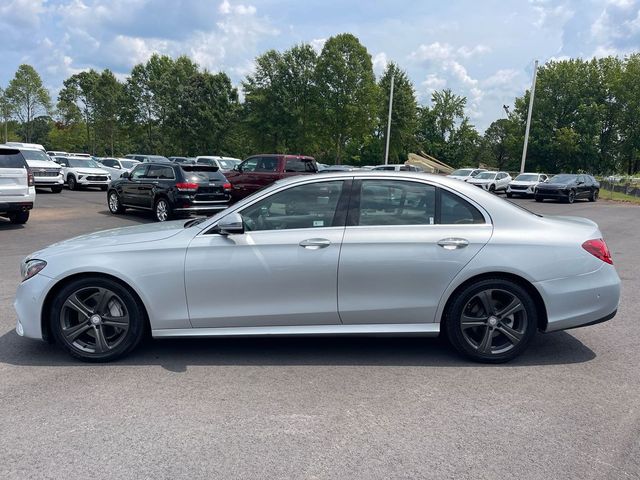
[152,323,440,338]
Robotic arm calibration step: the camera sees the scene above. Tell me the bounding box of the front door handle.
[437,238,469,250]
[299,238,331,249]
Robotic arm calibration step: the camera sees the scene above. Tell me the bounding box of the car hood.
[26,159,60,169]
[30,221,188,259]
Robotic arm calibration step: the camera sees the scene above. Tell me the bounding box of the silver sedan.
[14,172,620,363]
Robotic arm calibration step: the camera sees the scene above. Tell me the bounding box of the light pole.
[520,60,538,174]
[383,74,395,165]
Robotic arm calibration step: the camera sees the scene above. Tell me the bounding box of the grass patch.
[600,188,640,204]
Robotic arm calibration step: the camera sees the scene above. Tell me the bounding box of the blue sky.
[1,0,639,130]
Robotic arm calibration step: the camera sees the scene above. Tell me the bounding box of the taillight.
[27,168,34,187]
[175,182,198,192]
[582,238,613,265]
[223,182,232,191]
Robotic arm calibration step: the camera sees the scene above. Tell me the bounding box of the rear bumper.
[174,204,229,213]
[0,201,34,214]
[535,264,620,332]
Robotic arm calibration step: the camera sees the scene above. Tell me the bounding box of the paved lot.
[1,188,639,479]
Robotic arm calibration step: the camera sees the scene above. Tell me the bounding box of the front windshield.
[68,158,100,168]
[451,169,472,176]
[515,174,539,181]
[475,172,496,180]
[21,149,51,162]
[549,174,576,183]
[121,160,138,169]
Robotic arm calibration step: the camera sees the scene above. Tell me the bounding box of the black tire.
[444,278,537,363]
[9,211,29,224]
[107,190,126,214]
[566,190,576,204]
[506,192,513,198]
[489,184,496,193]
[67,175,77,191]
[535,196,543,202]
[154,197,172,222]
[589,189,599,202]
[51,186,63,193]
[100,185,108,191]
[50,277,146,362]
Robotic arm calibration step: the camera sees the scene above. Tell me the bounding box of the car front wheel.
[506,192,513,198]
[67,175,77,190]
[50,277,146,362]
[566,190,576,204]
[445,278,537,363]
[108,191,126,214]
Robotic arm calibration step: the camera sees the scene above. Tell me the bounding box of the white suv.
[96,157,140,179]
[54,156,111,190]
[467,171,512,193]
[507,173,548,198]
[0,147,35,224]
[195,156,242,171]
[11,147,64,193]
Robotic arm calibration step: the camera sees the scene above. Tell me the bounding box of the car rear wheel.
[154,197,172,222]
[589,189,599,202]
[51,186,63,193]
[108,191,126,214]
[67,175,77,191]
[9,211,29,224]
[50,277,146,362]
[444,278,537,363]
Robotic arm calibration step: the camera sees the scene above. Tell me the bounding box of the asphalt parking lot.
[1,188,639,479]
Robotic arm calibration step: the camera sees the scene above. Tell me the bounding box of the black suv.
[107,163,232,221]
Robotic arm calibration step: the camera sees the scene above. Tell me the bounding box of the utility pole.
[384,74,395,165]
[520,60,538,174]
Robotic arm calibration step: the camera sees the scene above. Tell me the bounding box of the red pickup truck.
[225,154,317,202]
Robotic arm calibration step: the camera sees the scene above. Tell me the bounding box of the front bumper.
[508,185,535,195]
[77,177,110,186]
[535,263,620,332]
[34,175,64,187]
[535,189,570,199]
[14,273,54,340]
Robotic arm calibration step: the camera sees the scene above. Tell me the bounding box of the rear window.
[285,158,317,172]
[181,165,227,181]
[0,150,27,168]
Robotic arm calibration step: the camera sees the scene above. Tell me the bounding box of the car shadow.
[96,209,154,224]
[0,329,595,372]
[0,218,25,229]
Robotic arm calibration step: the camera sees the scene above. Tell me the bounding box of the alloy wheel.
[59,287,130,354]
[568,191,575,203]
[459,288,528,355]
[108,192,119,213]
[155,199,168,221]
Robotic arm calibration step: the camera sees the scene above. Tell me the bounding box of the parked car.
[372,164,422,172]
[225,154,317,202]
[506,172,548,198]
[318,165,360,172]
[0,147,35,224]
[2,145,64,193]
[125,154,170,163]
[195,156,242,171]
[54,156,111,191]
[46,151,69,157]
[96,158,140,179]
[467,171,512,193]
[14,172,620,363]
[535,174,600,203]
[168,157,195,164]
[70,153,92,158]
[107,162,232,222]
[447,168,487,181]
[5,142,46,152]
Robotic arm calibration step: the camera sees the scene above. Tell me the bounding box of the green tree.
[315,33,378,164]
[57,70,100,152]
[379,62,418,163]
[0,87,12,143]
[94,70,124,156]
[6,64,51,142]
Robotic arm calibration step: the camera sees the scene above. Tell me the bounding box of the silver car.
[14,172,620,363]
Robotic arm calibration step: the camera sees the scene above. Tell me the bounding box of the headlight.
[20,259,47,282]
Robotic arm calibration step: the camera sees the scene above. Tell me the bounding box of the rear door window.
[440,190,485,224]
[285,158,315,172]
[358,180,436,226]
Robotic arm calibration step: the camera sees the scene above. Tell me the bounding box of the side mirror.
[121,171,130,179]
[114,164,121,169]
[214,212,244,235]
[235,164,242,172]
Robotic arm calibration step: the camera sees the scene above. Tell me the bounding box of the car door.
[338,179,492,325]
[576,175,589,198]
[120,164,148,206]
[184,179,350,328]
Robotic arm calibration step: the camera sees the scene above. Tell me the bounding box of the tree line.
[1,33,639,174]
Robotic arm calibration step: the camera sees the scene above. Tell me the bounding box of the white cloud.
[372,52,388,75]
[310,38,326,53]
[457,45,491,58]
[482,69,519,88]
[410,42,454,62]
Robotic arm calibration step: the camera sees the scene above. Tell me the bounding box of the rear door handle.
[299,238,331,249]
[437,238,469,250]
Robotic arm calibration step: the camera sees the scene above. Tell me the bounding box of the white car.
[0,146,35,224]
[467,171,512,193]
[195,156,242,171]
[70,153,92,158]
[96,158,140,179]
[47,150,69,157]
[447,168,487,181]
[55,156,111,191]
[507,173,549,198]
[5,142,46,152]
[372,164,422,172]
[1,145,64,193]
